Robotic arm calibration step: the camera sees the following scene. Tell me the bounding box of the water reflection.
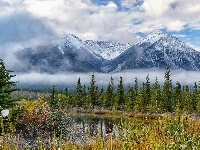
[69,114,126,141]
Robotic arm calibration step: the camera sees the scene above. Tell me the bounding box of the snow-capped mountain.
[105,32,200,72]
[13,32,200,73]
[84,40,132,60]
[14,34,104,73]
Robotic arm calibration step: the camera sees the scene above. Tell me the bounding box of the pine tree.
[161,67,173,112]
[183,85,192,113]
[0,59,18,109]
[173,81,182,111]
[74,78,83,107]
[104,76,114,108]
[88,74,97,106]
[63,87,71,105]
[196,82,200,114]
[126,85,135,110]
[82,85,87,106]
[98,87,105,107]
[49,85,59,109]
[144,74,151,108]
[149,77,161,112]
[134,83,145,112]
[191,82,198,112]
[134,77,139,96]
[117,77,126,109]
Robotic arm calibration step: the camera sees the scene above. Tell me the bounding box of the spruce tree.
[134,83,145,112]
[149,77,161,112]
[191,82,198,112]
[144,74,151,108]
[64,87,72,105]
[82,85,87,106]
[117,77,126,109]
[161,67,173,112]
[98,87,105,107]
[134,77,139,96]
[74,78,83,107]
[88,74,97,106]
[196,82,200,114]
[126,85,135,110]
[173,81,182,111]
[0,59,18,109]
[183,85,192,113]
[104,76,114,108]
[49,85,59,109]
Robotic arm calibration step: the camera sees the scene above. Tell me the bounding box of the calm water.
[16,113,157,149]
[64,114,129,144]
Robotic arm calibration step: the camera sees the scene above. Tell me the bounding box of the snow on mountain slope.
[52,34,133,60]
[84,40,133,60]
[105,32,200,72]
[136,31,166,47]
[52,34,83,50]
[13,32,200,74]
[51,34,102,60]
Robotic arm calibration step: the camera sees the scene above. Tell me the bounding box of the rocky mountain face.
[104,32,200,72]
[14,32,200,73]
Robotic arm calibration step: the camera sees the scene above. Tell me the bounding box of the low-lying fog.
[13,69,200,90]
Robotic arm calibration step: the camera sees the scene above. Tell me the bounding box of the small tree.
[0,59,17,109]
[117,77,126,109]
[88,74,97,106]
[161,67,173,112]
[49,85,59,109]
[74,78,83,107]
[104,76,115,108]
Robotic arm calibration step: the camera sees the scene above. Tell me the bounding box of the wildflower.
[1,109,9,118]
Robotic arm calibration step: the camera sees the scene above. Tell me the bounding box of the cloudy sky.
[0,0,200,50]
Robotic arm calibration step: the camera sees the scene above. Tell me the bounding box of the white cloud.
[0,0,200,50]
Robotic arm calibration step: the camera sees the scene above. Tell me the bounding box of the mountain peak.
[136,31,168,46]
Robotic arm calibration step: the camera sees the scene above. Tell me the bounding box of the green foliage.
[161,67,173,112]
[74,78,83,107]
[88,74,97,106]
[104,76,115,108]
[0,59,18,109]
[117,77,126,109]
[183,85,192,113]
[148,77,161,112]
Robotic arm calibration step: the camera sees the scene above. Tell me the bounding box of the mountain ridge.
[13,32,200,73]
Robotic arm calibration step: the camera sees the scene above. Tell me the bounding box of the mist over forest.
[13,69,200,92]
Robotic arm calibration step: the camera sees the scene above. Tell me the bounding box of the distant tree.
[196,82,200,114]
[183,85,192,113]
[49,85,59,109]
[0,59,18,109]
[88,74,97,106]
[134,78,139,96]
[148,77,161,112]
[74,78,83,107]
[82,85,87,106]
[104,76,115,108]
[126,85,135,110]
[64,87,71,105]
[98,87,105,107]
[161,67,173,112]
[134,83,145,112]
[191,82,198,112]
[173,81,182,111]
[117,77,126,109]
[144,74,151,108]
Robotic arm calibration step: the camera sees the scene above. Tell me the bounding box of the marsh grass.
[1,112,200,149]
[1,100,200,149]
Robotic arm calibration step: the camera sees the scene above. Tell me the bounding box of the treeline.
[49,68,200,114]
